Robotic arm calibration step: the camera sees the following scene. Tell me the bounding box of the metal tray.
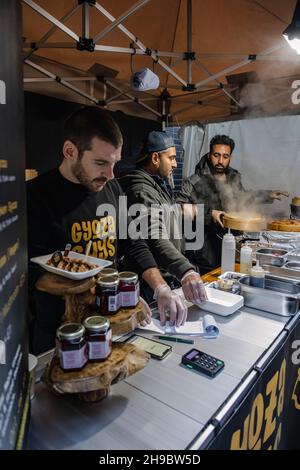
[286,249,300,262]
[255,248,290,267]
[262,265,300,283]
[283,261,300,272]
[239,275,300,316]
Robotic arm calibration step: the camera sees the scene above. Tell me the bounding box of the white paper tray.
[173,286,244,317]
[30,251,112,280]
[197,287,244,316]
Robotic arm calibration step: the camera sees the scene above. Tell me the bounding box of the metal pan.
[239,275,300,316]
[283,261,300,272]
[255,247,290,267]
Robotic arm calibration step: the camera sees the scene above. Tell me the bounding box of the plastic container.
[249,260,265,288]
[28,353,38,400]
[198,287,244,316]
[240,244,253,274]
[221,229,236,274]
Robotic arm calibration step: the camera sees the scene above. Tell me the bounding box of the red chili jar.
[119,271,139,308]
[83,315,112,362]
[56,323,87,372]
[95,275,120,315]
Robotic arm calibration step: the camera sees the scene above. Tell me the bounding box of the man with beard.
[176,134,288,273]
[27,107,187,354]
[119,131,207,304]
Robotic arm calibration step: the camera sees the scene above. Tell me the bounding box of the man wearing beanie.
[119,131,206,305]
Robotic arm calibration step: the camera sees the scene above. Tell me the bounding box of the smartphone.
[126,334,172,360]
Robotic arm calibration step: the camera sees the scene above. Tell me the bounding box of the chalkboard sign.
[0,0,28,450]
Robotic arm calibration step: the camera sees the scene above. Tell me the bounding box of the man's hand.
[138,297,152,326]
[269,190,289,200]
[212,209,226,228]
[154,284,187,327]
[182,203,198,220]
[181,270,207,304]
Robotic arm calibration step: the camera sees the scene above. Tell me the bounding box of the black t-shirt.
[27,168,157,285]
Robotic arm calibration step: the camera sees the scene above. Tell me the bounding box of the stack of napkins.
[138,314,219,339]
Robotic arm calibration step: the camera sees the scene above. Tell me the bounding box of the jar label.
[88,330,112,359]
[121,290,139,307]
[108,294,120,312]
[59,344,87,370]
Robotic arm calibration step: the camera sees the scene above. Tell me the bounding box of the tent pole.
[23,4,80,60]
[22,0,79,42]
[94,0,151,43]
[161,98,166,130]
[195,44,283,89]
[94,1,187,87]
[194,58,241,107]
[187,0,193,85]
[25,59,99,105]
[104,79,162,117]
[82,1,90,39]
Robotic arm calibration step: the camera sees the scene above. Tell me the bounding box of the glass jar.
[95,275,120,315]
[56,323,87,372]
[119,271,139,308]
[97,267,119,279]
[83,315,112,362]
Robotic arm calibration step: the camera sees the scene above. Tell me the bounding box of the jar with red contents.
[83,315,112,362]
[56,323,87,372]
[95,275,120,315]
[119,271,139,308]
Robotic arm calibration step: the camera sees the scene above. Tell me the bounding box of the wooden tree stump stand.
[36,273,147,334]
[43,342,150,402]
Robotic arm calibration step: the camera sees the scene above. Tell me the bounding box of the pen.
[154,335,194,344]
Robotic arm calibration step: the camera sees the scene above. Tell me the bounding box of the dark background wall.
[24,92,161,176]
[0,0,28,450]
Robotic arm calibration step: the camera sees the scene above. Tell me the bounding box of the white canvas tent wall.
[22,0,300,126]
[181,115,300,219]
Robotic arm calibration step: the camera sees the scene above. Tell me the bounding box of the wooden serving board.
[267,219,300,232]
[36,273,95,295]
[84,302,147,336]
[36,273,148,333]
[43,343,150,402]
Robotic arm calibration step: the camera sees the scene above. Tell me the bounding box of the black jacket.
[118,168,194,282]
[27,168,158,353]
[176,154,273,273]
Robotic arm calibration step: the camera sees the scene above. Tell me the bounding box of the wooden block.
[36,273,95,295]
[43,343,150,402]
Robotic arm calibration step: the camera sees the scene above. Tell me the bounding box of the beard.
[72,159,107,192]
[213,164,227,174]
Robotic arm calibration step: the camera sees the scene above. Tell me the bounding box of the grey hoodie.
[119,168,194,281]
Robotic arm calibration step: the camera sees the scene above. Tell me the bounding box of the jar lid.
[119,271,138,282]
[97,275,119,287]
[57,323,85,340]
[98,267,119,278]
[83,315,110,331]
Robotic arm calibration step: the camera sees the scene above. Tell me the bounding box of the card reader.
[181,348,225,377]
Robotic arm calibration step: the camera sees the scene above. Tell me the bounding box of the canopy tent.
[22,0,300,125]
